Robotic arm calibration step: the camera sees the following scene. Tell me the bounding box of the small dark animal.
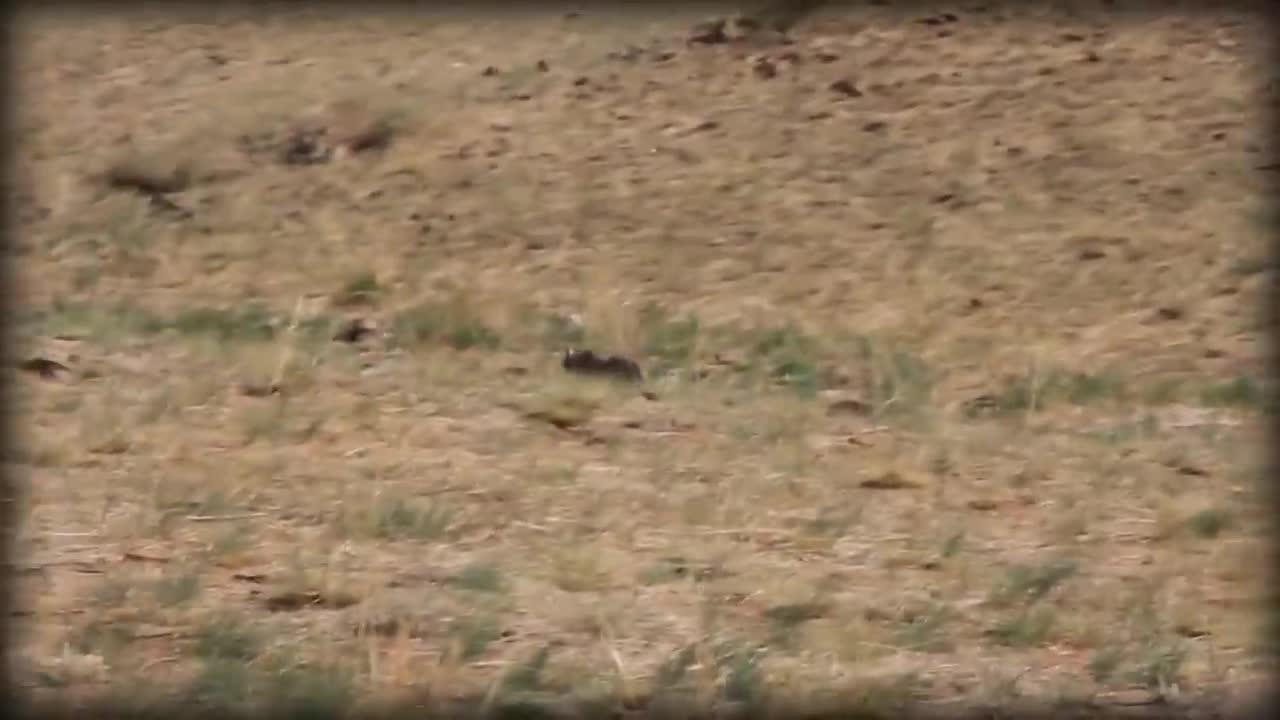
[562,348,644,383]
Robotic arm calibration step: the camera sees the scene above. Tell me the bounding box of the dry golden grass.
[8,4,1276,716]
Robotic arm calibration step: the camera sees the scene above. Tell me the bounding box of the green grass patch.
[640,303,701,372]
[334,270,382,307]
[195,615,262,662]
[894,602,954,653]
[986,606,1057,648]
[391,300,501,350]
[1199,375,1263,408]
[987,558,1077,608]
[170,304,276,342]
[451,561,506,593]
[449,614,503,661]
[1186,507,1231,538]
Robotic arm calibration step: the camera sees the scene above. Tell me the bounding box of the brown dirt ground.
[7,4,1277,717]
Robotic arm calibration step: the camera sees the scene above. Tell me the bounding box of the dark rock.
[827,398,871,416]
[240,382,281,398]
[148,193,192,219]
[17,357,70,380]
[688,19,729,45]
[752,58,778,79]
[280,128,331,166]
[334,318,376,344]
[829,79,862,98]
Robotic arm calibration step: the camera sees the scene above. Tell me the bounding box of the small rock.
[481,66,500,76]
[860,471,921,490]
[1152,306,1185,321]
[962,394,1000,415]
[862,120,887,132]
[333,318,376,344]
[688,19,729,45]
[17,357,70,380]
[1077,248,1107,261]
[752,57,778,78]
[535,60,549,72]
[101,159,191,196]
[829,79,862,98]
[335,119,392,156]
[967,498,999,511]
[147,193,192,219]
[763,601,831,624]
[240,382,281,398]
[524,410,586,431]
[608,45,645,62]
[916,13,959,26]
[263,589,358,612]
[1103,689,1164,707]
[826,398,871,417]
[231,572,268,584]
[279,128,331,166]
[1173,623,1209,638]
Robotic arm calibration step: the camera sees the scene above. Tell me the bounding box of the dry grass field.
[7,4,1277,717]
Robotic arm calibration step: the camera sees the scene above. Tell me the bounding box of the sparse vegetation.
[1187,507,1232,538]
[10,4,1270,717]
[449,615,504,662]
[391,299,502,351]
[987,606,1058,648]
[452,560,506,593]
[357,496,455,541]
[150,567,204,606]
[987,558,1078,608]
[1199,375,1264,408]
[895,602,955,654]
[335,271,382,307]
